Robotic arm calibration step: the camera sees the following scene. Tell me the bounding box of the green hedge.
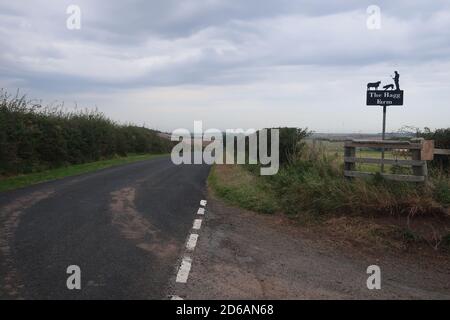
[0,91,173,176]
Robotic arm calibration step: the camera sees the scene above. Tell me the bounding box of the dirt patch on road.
[110,187,158,241]
[110,187,178,259]
[176,192,450,299]
[0,190,55,299]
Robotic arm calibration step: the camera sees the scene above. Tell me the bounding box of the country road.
[0,156,210,299]
[2,157,450,300]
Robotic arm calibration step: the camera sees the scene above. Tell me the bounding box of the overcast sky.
[1,1,449,133]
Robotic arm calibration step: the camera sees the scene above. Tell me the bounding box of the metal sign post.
[381,105,387,172]
[366,71,404,173]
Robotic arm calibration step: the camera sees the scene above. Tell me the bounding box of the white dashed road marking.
[193,219,202,230]
[172,200,208,295]
[176,256,192,283]
[186,233,199,251]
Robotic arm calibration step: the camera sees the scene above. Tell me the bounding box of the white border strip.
[176,256,192,283]
[172,199,208,295]
[186,234,199,251]
[192,219,202,230]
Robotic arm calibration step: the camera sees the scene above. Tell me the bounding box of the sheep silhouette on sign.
[367,81,381,90]
[366,71,403,106]
[367,71,401,91]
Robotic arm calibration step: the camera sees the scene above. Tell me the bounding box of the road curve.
[0,156,210,299]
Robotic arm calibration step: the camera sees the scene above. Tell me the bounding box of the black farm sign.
[366,71,404,106]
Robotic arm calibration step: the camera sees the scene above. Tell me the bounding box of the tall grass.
[0,90,173,176]
[249,137,449,218]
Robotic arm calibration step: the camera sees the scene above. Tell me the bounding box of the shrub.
[250,127,310,166]
[277,127,310,165]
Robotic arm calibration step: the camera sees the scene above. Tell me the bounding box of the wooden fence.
[434,148,450,156]
[344,139,433,182]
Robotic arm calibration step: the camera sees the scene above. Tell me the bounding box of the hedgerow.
[0,90,172,176]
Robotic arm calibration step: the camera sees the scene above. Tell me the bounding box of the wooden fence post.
[411,138,428,182]
[344,142,355,177]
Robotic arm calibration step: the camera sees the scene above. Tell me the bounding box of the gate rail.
[344,139,433,182]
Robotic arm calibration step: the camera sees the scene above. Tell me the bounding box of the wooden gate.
[344,139,434,182]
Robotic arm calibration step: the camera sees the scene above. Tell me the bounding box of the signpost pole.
[381,106,386,172]
[366,73,404,174]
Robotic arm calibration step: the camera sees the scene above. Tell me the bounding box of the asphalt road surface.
[0,156,210,299]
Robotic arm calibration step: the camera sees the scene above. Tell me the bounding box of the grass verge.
[208,161,450,253]
[208,164,278,214]
[0,153,168,192]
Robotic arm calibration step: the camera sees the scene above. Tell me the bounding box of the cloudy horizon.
[1,1,450,133]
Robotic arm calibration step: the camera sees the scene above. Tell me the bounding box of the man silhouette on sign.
[391,71,400,91]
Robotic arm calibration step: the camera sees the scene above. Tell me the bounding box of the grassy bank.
[0,153,167,192]
[208,136,450,252]
[209,128,450,220]
[209,163,450,252]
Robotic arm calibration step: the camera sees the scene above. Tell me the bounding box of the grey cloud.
[1,1,450,96]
